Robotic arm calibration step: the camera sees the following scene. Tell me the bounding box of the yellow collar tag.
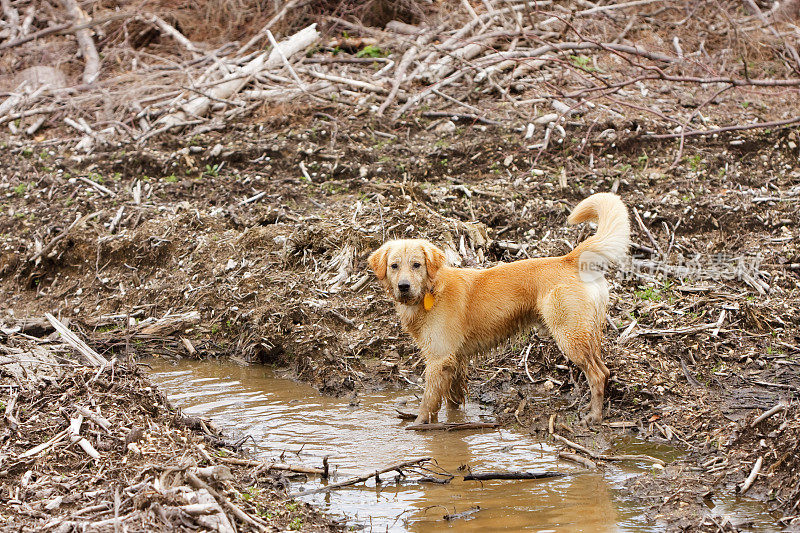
[423,293,435,311]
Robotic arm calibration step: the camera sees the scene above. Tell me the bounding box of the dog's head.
[368,239,446,306]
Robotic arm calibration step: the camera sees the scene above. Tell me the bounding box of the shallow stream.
[147,359,778,532]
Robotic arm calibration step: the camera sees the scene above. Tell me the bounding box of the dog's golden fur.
[368,193,630,424]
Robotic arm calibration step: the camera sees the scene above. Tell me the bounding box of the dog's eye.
[412,262,421,269]
[390,263,398,270]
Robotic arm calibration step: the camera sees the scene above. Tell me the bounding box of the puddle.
[147,359,780,532]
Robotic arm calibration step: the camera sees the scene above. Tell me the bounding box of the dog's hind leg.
[543,291,608,424]
[445,357,468,409]
[553,329,607,424]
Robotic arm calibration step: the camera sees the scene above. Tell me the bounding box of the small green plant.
[285,502,298,512]
[741,101,751,109]
[356,45,386,58]
[164,174,178,183]
[211,324,220,334]
[569,54,596,71]
[635,286,661,302]
[89,173,104,183]
[289,517,302,530]
[687,154,704,171]
[204,164,220,177]
[13,183,27,196]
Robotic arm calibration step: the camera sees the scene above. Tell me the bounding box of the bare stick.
[266,29,306,91]
[31,210,103,263]
[186,471,269,530]
[553,434,665,465]
[739,456,763,494]
[463,471,565,481]
[216,456,325,475]
[405,422,499,431]
[60,0,101,84]
[644,115,800,139]
[149,15,203,55]
[558,451,597,469]
[289,457,432,498]
[19,429,69,458]
[750,401,789,428]
[632,207,663,257]
[45,313,109,367]
[68,414,101,460]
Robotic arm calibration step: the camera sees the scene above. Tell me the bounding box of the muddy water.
[147,359,777,532]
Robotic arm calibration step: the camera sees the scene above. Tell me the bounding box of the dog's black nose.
[398,281,410,293]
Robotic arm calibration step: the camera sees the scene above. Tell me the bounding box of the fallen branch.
[157,24,320,129]
[558,451,597,469]
[553,434,665,465]
[462,471,566,481]
[738,456,763,495]
[750,401,789,428]
[405,422,499,431]
[216,456,325,475]
[644,115,800,139]
[45,313,109,367]
[288,457,431,498]
[60,0,101,84]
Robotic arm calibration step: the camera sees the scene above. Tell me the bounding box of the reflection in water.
[146,359,775,532]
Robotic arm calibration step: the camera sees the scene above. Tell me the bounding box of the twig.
[216,456,325,475]
[632,207,663,257]
[288,457,432,497]
[31,211,103,263]
[553,434,665,465]
[405,422,499,431]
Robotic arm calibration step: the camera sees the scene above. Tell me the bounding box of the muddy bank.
[1,113,799,529]
[0,335,341,532]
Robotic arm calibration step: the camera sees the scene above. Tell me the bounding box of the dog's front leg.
[415,358,456,424]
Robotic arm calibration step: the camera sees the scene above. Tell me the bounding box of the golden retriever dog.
[368,193,630,425]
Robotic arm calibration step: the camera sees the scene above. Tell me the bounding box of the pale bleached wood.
[60,0,100,84]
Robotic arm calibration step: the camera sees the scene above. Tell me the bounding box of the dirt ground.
[1,106,799,530]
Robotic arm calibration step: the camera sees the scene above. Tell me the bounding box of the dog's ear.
[422,242,446,280]
[368,244,389,280]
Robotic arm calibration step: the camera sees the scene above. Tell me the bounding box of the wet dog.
[368,193,630,424]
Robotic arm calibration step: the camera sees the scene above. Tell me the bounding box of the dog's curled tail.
[566,193,631,266]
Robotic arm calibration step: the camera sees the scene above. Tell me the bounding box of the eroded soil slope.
[1,112,799,529]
